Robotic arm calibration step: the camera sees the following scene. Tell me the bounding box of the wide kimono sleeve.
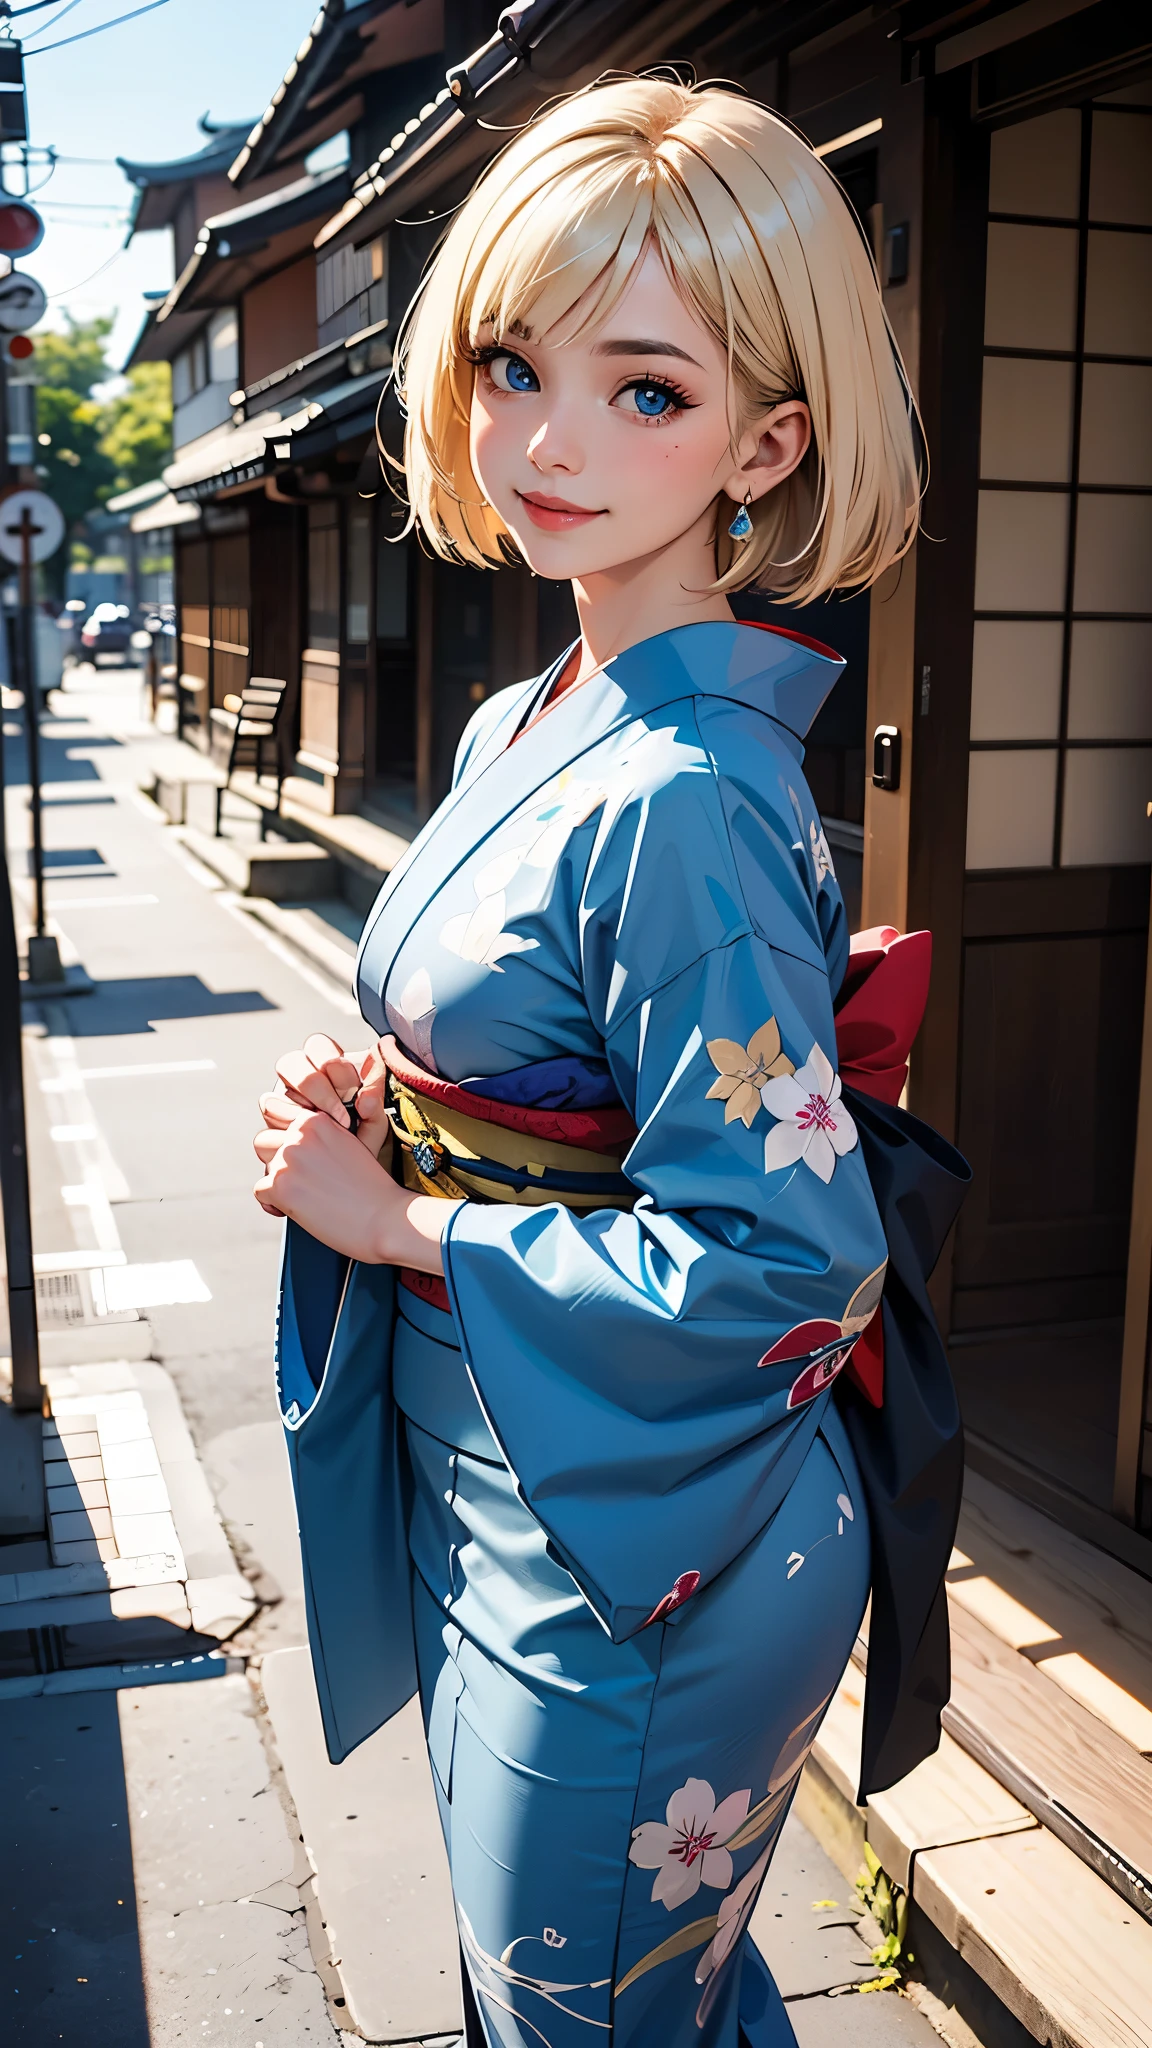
[441,738,889,1643]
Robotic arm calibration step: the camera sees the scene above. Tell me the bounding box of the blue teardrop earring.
[727,492,753,541]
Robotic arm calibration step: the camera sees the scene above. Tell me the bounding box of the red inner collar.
[738,617,844,665]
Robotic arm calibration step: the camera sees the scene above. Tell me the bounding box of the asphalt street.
[1,665,943,2048]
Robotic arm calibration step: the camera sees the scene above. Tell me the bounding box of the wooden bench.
[212,676,289,838]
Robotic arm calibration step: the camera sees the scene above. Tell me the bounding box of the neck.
[568,500,733,684]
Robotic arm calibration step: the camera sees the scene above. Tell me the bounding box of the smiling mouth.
[516,491,606,532]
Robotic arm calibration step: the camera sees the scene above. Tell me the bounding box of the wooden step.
[955,1471,1152,1753]
[806,1671,1152,2048]
[915,1829,1152,2048]
[944,1599,1152,1922]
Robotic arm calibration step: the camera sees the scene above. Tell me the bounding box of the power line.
[47,239,128,296]
[25,0,173,56]
[0,1,77,19]
[21,0,87,43]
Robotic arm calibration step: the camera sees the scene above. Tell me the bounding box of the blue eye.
[488,351,539,394]
[614,379,689,421]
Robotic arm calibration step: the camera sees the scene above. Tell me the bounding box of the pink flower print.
[761,1043,858,1184]
[629,1779,751,1912]
[642,1570,701,1628]
[693,1845,773,2024]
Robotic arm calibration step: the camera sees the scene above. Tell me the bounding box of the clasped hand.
[252,1033,451,1272]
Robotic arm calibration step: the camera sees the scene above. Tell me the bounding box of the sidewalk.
[0,665,1035,2045]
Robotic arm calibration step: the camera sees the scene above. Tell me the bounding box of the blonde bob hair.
[396,76,923,602]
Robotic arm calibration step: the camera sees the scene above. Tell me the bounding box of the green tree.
[35,384,116,531]
[100,362,172,493]
[29,313,173,595]
[33,313,114,397]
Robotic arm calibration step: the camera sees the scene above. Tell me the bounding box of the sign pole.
[0,540,41,1411]
[0,493,64,984]
[0,825,41,1411]
[15,504,46,939]
[0,122,48,1411]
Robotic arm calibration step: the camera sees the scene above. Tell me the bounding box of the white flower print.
[810,819,835,885]
[385,967,439,1073]
[629,1777,750,1912]
[439,847,535,972]
[522,780,607,870]
[438,783,606,975]
[761,1043,858,1184]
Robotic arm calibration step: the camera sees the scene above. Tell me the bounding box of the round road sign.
[0,270,46,332]
[0,489,66,565]
[0,200,44,257]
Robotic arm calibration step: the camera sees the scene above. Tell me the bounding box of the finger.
[253,1128,282,1164]
[350,1079,391,1155]
[259,1090,298,1130]
[360,1041,390,1085]
[304,1032,345,1067]
[253,1172,286,1219]
[286,1049,363,1104]
[275,1050,350,1124]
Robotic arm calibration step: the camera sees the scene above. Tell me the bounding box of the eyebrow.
[592,337,703,367]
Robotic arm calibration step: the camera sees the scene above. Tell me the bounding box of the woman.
[254,78,959,2047]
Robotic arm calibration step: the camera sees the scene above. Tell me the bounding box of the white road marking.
[100,1261,212,1311]
[29,1022,130,1275]
[34,1248,127,1272]
[41,1058,217,1090]
[49,894,159,909]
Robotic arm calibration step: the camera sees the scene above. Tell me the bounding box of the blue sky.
[16,0,324,370]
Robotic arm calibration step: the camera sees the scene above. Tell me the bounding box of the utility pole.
[0,163,41,1412]
[11,497,54,967]
[0,508,40,1413]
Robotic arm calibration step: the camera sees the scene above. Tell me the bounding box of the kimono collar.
[592,620,844,742]
[356,621,844,1020]
[475,620,844,770]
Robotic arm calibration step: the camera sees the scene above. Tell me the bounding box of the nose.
[526,406,584,478]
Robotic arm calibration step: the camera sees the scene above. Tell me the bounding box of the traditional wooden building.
[124,0,1152,1566]
[301,0,1152,1566]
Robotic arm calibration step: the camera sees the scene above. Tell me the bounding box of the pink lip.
[516,491,605,532]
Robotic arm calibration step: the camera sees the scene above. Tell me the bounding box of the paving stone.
[119,1673,343,2046]
[260,1646,460,2043]
[112,1509,182,1554]
[119,1673,295,1911]
[186,1573,257,1638]
[44,1430,101,1462]
[790,1987,944,2045]
[107,1475,172,1517]
[53,1504,115,1541]
[751,1812,878,1999]
[44,1477,110,1513]
[102,1439,163,1481]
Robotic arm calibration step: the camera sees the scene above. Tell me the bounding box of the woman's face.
[468,244,808,583]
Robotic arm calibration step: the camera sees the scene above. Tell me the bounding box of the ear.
[722,401,812,507]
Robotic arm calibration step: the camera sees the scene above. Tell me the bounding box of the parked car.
[80,602,136,662]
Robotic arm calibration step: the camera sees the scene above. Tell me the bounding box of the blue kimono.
[279,623,895,2048]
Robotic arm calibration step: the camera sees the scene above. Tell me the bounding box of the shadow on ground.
[0,1688,150,2044]
[38,976,278,1037]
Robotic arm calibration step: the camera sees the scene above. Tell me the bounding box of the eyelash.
[469,347,697,423]
[615,374,695,424]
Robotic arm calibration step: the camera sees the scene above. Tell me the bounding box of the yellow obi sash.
[386,1063,636,1212]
